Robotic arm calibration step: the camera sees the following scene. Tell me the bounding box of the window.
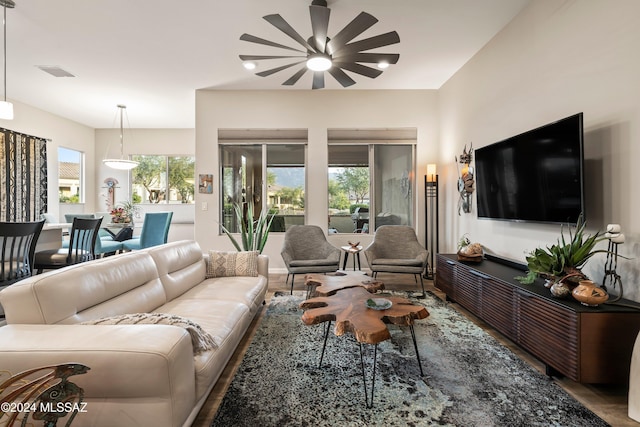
[220,143,306,233]
[328,136,415,234]
[131,155,195,204]
[58,147,83,203]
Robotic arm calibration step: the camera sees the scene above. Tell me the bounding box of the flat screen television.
[475,113,584,224]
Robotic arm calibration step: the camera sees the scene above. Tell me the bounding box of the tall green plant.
[221,203,276,254]
[516,214,609,285]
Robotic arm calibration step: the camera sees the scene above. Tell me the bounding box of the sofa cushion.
[206,250,258,278]
[154,298,251,399]
[0,251,165,325]
[371,258,423,266]
[82,312,217,354]
[147,240,207,301]
[290,259,337,267]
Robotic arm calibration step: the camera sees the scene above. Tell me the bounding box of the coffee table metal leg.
[319,321,332,368]
[410,324,424,376]
[359,342,378,409]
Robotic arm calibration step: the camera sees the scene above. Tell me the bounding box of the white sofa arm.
[258,254,269,278]
[0,324,196,427]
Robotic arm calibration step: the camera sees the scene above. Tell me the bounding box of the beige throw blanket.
[82,313,217,355]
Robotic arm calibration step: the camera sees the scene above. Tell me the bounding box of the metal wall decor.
[456,144,475,215]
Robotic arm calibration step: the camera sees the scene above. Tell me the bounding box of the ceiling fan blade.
[282,67,308,86]
[240,33,305,53]
[309,4,331,53]
[312,72,325,90]
[256,61,306,77]
[326,12,378,54]
[332,32,400,56]
[264,14,315,52]
[328,67,356,88]
[240,54,306,61]
[333,53,400,64]
[334,62,383,79]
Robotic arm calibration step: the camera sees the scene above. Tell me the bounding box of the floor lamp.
[425,164,439,279]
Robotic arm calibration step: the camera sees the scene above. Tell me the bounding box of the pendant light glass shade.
[103,104,139,170]
[0,100,12,119]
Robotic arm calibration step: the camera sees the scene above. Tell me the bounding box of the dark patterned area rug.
[211,291,609,427]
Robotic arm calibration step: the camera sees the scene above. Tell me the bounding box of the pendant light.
[103,104,139,170]
[0,0,14,120]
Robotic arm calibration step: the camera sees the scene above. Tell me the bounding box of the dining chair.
[122,212,173,251]
[61,227,123,257]
[0,219,45,317]
[34,217,102,273]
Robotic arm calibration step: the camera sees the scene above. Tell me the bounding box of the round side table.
[340,245,363,270]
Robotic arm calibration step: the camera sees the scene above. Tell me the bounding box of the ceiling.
[6,0,530,129]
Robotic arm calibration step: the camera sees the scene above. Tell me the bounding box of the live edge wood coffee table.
[304,271,384,299]
[300,286,429,408]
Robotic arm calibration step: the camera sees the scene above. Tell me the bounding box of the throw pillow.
[206,250,259,278]
[81,313,217,355]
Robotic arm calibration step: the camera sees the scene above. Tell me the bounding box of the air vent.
[36,66,75,78]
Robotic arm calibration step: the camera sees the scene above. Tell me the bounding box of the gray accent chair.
[281,225,341,294]
[363,225,428,296]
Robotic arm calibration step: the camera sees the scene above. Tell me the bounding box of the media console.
[436,253,640,384]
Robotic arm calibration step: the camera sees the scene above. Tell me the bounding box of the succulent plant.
[516,214,609,286]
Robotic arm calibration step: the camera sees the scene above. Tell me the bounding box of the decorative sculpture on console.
[456,143,475,214]
[602,224,626,304]
[0,363,90,426]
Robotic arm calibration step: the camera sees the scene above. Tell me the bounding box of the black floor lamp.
[425,164,439,279]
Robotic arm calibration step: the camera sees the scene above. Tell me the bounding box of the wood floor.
[193,273,639,427]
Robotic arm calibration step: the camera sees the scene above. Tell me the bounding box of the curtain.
[0,128,48,222]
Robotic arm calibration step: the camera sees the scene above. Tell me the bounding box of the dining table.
[36,223,72,251]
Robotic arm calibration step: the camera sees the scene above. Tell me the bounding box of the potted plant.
[221,202,276,254]
[111,200,140,224]
[516,214,610,293]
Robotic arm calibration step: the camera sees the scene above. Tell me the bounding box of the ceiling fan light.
[0,100,13,120]
[306,54,332,71]
[377,61,390,69]
[243,61,257,70]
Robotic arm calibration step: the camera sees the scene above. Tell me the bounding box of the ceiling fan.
[239,0,400,90]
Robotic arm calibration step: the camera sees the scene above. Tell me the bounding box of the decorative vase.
[572,280,608,307]
[550,281,571,299]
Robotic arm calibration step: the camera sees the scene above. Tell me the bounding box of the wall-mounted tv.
[475,113,584,224]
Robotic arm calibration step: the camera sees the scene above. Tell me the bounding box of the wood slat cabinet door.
[516,289,579,381]
[479,276,517,339]
[435,256,456,299]
[455,266,482,317]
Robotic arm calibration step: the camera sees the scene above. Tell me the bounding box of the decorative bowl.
[365,298,392,310]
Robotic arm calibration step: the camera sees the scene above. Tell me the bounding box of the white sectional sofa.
[0,240,268,427]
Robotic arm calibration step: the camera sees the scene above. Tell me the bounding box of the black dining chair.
[0,219,45,317]
[34,217,102,274]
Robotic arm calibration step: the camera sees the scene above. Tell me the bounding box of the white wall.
[94,128,196,241]
[195,90,438,271]
[438,0,640,300]
[0,100,95,222]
